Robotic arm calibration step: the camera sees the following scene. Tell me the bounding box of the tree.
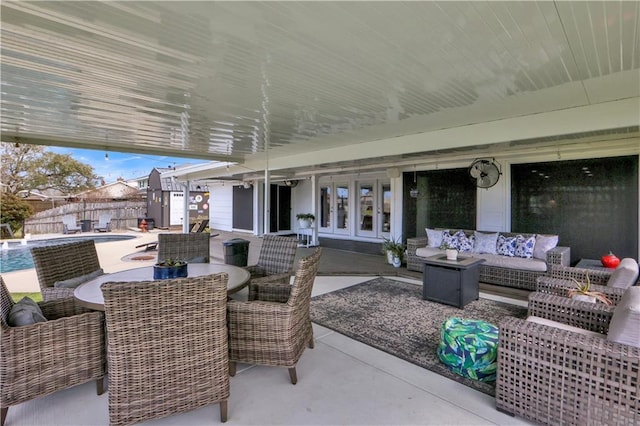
[0,192,33,234]
[0,143,98,195]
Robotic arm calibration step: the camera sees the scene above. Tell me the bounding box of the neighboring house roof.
[76,181,141,199]
[151,166,206,192]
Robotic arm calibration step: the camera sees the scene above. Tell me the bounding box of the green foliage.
[0,143,98,195]
[10,292,43,303]
[0,192,33,233]
[156,258,187,267]
[382,236,405,257]
[296,213,315,221]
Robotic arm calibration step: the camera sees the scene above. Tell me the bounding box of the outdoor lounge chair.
[31,240,103,301]
[228,248,322,384]
[157,233,210,263]
[101,273,230,425]
[245,234,298,300]
[0,276,106,426]
[496,288,640,424]
[61,215,81,234]
[93,214,111,232]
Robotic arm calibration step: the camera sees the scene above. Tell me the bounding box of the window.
[512,156,638,263]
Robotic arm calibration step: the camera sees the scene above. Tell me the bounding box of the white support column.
[311,175,319,246]
[182,180,190,233]
[263,170,270,235]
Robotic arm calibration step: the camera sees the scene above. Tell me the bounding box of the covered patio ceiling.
[1,1,639,180]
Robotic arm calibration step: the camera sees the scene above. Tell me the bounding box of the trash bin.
[223,238,250,267]
[80,219,92,232]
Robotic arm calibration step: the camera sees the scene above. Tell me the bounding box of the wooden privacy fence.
[24,200,147,234]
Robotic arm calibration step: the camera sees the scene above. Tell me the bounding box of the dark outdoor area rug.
[310,277,527,396]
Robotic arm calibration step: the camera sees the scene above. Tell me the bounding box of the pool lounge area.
[0,235,136,273]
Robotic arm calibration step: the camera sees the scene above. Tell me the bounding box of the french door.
[357,181,391,239]
[319,182,349,235]
[320,179,391,239]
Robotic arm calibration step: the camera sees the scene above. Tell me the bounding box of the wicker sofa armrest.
[228,299,291,317]
[248,274,292,302]
[38,296,95,319]
[406,237,428,272]
[548,264,612,285]
[545,245,571,267]
[528,292,615,334]
[536,276,626,304]
[496,316,640,425]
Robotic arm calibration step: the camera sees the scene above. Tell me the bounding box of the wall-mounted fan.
[469,158,501,189]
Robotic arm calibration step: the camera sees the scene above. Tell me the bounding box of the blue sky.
[50,147,208,183]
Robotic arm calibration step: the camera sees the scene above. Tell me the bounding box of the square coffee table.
[422,254,485,308]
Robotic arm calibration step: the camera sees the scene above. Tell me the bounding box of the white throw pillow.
[425,228,447,248]
[514,235,536,259]
[607,286,640,348]
[607,258,640,289]
[472,232,498,254]
[533,234,558,260]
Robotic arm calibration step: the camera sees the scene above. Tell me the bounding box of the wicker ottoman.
[437,317,499,382]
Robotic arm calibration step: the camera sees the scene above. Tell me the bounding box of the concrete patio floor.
[1,230,532,425]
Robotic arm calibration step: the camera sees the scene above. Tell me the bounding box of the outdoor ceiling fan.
[469,158,501,189]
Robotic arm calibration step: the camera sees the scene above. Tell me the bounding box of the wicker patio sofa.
[406,230,570,291]
[496,291,640,424]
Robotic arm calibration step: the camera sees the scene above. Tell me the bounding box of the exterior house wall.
[209,183,233,232]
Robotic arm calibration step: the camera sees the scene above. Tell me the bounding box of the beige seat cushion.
[526,316,603,339]
[607,258,639,289]
[607,286,640,348]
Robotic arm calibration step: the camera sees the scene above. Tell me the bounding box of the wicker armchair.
[101,273,230,425]
[157,232,210,262]
[31,240,102,301]
[228,248,322,384]
[496,292,640,425]
[536,260,640,305]
[246,234,298,300]
[0,276,106,426]
[537,276,627,305]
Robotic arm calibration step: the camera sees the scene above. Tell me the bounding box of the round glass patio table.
[74,263,250,311]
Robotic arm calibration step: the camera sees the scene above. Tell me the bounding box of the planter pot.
[386,250,394,264]
[445,249,458,261]
[392,256,402,268]
[153,263,188,280]
[571,294,596,303]
[298,218,312,229]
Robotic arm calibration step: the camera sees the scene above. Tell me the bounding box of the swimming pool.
[0,235,136,273]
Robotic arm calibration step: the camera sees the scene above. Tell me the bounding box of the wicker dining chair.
[101,273,230,425]
[246,234,298,300]
[0,276,106,426]
[496,290,640,425]
[157,232,210,263]
[31,239,102,301]
[228,248,322,384]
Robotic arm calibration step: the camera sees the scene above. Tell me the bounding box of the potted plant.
[153,258,188,280]
[440,242,458,261]
[296,213,315,229]
[568,273,612,304]
[382,236,404,267]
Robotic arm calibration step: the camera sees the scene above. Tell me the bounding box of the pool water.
[0,235,136,273]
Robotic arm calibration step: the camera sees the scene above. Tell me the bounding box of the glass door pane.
[380,183,391,236]
[336,184,349,233]
[358,183,374,236]
[320,185,332,231]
